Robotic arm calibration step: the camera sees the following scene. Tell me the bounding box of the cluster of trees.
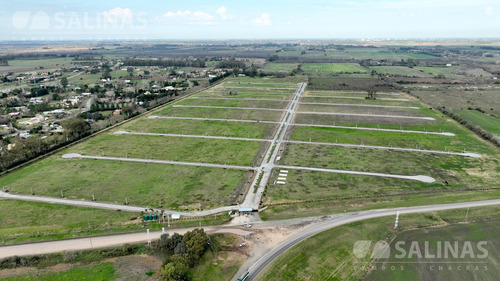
[437,106,500,147]
[123,59,206,68]
[0,118,90,171]
[215,58,246,69]
[157,229,209,281]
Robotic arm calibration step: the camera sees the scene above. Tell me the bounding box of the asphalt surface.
[239,199,500,281]
[0,190,241,217]
[274,164,436,183]
[0,225,252,259]
[113,131,271,142]
[62,153,257,171]
[241,83,307,209]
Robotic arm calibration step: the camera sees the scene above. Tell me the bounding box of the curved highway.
[239,199,500,281]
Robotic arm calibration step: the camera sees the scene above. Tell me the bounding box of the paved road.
[293,123,454,136]
[172,105,286,111]
[283,140,482,158]
[149,116,280,124]
[0,190,242,217]
[305,95,410,101]
[0,225,252,259]
[298,111,435,121]
[299,102,419,109]
[275,165,436,183]
[113,131,271,142]
[241,83,307,209]
[239,199,500,281]
[62,153,257,171]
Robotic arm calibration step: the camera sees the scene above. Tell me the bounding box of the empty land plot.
[70,134,265,167]
[177,97,289,109]
[289,125,495,153]
[294,113,434,127]
[198,90,294,99]
[301,63,368,75]
[157,106,284,122]
[0,156,251,209]
[413,66,466,79]
[278,143,495,186]
[367,218,500,281]
[0,200,138,245]
[297,104,421,116]
[455,110,500,135]
[370,66,434,77]
[264,169,426,204]
[226,76,306,84]
[119,118,277,139]
[301,96,420,107]
[411,90,500,112]
[261,63,299,72]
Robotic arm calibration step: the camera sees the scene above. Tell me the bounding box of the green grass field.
[261,63,299,72]
[456,110,500,135]
[257,206,500,281]
[370,66,433,77]
[71,133,265,166]
[0,156,251,209]
[120,118,277,139]
[178,97,289,109]
[0,199,137,245]
[301,63,368,75]
[157,106,284,122]
[2,263,116,281]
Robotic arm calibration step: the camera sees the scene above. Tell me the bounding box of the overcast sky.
[1,0,499,40]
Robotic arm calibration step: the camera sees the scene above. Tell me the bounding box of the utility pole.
[60,190,64,198]
[92,194,95,201]
[147,229,151,246]
[465,207,469,222]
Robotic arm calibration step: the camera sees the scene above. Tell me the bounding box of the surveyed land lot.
[262,89,500,215]
[0,76,498,245]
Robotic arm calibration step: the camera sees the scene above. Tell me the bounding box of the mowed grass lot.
[177,97,290,109]
[265,87,500,209]
[456,110,500,135]
[71,133,265,166]
[258,206,500,281]
[0,77,299,216]
[120,118,277,139]
[0,156,251,209]
[261,63,299,72]
[0,199,137,245]
[278,143,496,186]
[2,263,116,281]
[157,106,284,122]
[301,63,368,75]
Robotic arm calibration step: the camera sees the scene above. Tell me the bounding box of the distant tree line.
[123,59,206,68]
[436,106,500,147]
